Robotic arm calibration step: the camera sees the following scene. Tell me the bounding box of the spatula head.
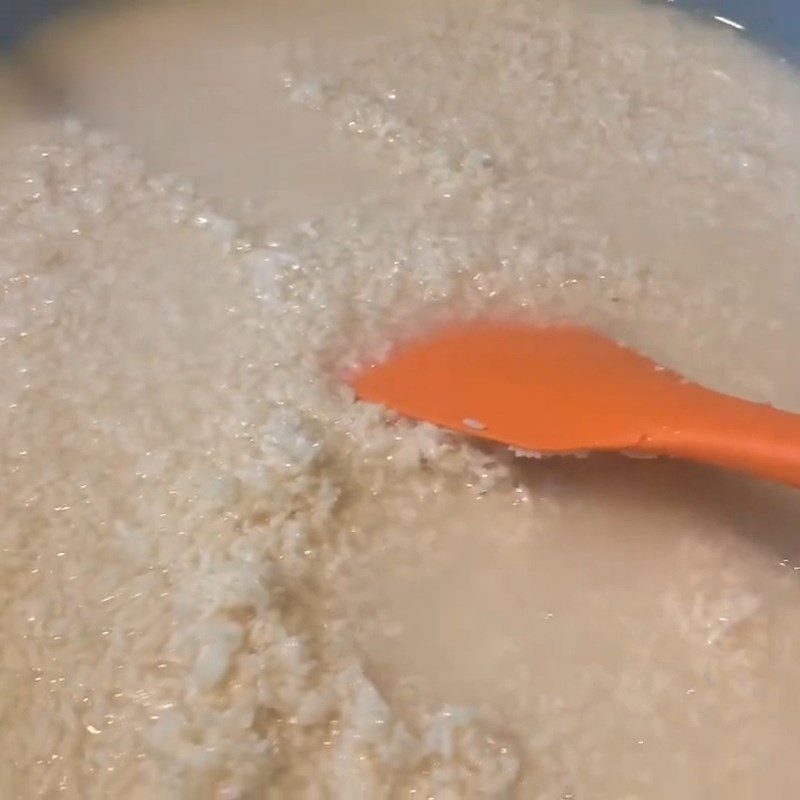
[350,322,684,455]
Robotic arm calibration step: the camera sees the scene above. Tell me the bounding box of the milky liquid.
[4,0,800,796]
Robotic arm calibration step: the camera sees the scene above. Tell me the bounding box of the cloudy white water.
[3,0,800,796]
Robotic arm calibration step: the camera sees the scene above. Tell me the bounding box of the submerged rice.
[3,0,800,796]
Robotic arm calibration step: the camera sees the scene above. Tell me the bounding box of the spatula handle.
[646,387,800,488]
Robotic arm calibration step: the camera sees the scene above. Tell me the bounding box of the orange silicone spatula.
[350,321,800,488]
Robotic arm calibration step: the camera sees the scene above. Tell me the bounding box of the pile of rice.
[4,0,800,796]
